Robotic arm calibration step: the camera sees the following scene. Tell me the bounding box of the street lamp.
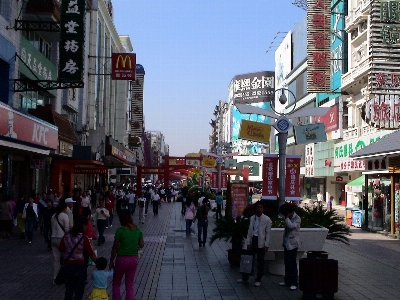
[235,88,330,208]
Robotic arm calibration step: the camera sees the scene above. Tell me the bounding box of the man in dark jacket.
[196,198,210,248]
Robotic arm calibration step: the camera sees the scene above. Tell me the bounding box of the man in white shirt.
[151,192,160,216]
[126,190,136,215]
[317,192,323,207]
[237,201,271,287]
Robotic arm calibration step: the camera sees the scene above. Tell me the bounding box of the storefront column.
[391,175,395,235]
[363,174,369,229]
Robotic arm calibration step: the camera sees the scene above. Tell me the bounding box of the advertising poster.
[285,155,301,201]
[262,154,278,200]
[294,123,327,144]
[231,183,249,218]
[239,120,271,143]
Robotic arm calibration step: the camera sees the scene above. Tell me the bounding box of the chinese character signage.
[305,144,314,177]
[201,157,217,168]
[334,131,391,172]
[231,71,275,104]
[211,172,218,189]
[230,183,248,218]
[239,120,271,143]
[313,105,339,132]
[130,64,145,136]
[363,94,400,129]
[307,0,331,92]
[112,53,136,80]
[262,154,278,200]
[58,0,85,82]
[294,123,327,144]
[285,155,301,201]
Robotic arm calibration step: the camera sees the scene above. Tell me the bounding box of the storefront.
[0,102,58,198]
[350,129,400,235]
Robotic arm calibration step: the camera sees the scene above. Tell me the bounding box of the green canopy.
[345,175,365,192]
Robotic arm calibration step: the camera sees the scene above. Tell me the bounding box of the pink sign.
[285,155,301,201]
[0,103,58,149]
[230,183,248,218]
[262,154,278,200]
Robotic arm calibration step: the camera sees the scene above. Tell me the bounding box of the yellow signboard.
[201,157,216,168]
[239,120,271,143]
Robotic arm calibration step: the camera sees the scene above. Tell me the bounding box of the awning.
[345,175,365,193]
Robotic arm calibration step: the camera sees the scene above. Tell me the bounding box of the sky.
[112,0,306,157]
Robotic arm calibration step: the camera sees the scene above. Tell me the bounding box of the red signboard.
[230,183,248,218]
[112,53,136,80]
[0,103,58,149]
[221,174,228,190]
[262,154,279,200]
[313,105,339,132]
[285,155,301,201]
[211,172,218,189]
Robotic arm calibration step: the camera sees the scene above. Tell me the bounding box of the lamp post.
[235,88,330,208]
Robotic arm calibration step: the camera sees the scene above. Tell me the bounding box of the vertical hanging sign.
[211,172,218,189]
[285,155,301,201]
[58,0,85,82]
[307,0,331,92]
[262,154,279,200]
[221,174,228,190]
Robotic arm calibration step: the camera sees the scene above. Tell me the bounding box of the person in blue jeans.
[215,191,224,221]
[197,199,210,248]
[94,199,109,246]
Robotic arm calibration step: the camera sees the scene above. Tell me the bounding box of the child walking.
[89,257,114,300]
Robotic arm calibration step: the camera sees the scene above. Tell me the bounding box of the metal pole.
[278,131,288,208]
[217,158,222,192]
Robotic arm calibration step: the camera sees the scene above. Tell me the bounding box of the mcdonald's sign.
[112,53,136,80]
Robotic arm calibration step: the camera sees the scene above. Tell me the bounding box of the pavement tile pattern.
[1,202,400,299]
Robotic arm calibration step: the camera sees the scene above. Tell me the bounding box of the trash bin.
[299,251,338,300]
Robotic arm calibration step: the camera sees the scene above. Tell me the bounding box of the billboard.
[307,0,331,92]
[112,53,136,80]
[294,123,327,144]
[231,103,271,155]
[239,120,271,143]
[130,64,145,137]
[275,31,292,90]
[230,71,275,104]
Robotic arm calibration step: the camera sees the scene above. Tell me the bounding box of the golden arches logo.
[115,55,133,69]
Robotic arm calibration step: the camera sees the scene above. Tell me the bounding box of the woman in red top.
[59,216,97,300]
[105,195,115,228]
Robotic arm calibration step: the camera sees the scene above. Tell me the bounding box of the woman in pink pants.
[109,209,144,300]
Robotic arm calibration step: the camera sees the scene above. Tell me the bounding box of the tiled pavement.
[1,202,400,299]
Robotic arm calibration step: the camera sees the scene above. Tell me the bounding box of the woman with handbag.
[110,209,144,300]
[50,200,70,283]
[59,216,97,300]
[23,196,38,244]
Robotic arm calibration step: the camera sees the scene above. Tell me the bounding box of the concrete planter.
[265,227,329,275]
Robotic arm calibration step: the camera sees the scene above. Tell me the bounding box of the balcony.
[343,127,360,141]
[345,0,371,31]
[25,0,61,22]
[341,58,370,89]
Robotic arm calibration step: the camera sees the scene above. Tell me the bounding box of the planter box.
[265,227,329,275]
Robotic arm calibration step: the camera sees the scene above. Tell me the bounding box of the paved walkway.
[1,202,400,299]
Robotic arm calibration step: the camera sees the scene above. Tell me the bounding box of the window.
[22,31,52,60]
[19,77,51,109]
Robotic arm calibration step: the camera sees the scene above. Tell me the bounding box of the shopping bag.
[239,254,253,274]
[54,264,68,285]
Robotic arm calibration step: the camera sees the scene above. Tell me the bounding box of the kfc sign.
[112,53,136,80]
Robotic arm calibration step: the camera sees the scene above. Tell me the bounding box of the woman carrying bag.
[59,216,97,300]
[23,196,38,244]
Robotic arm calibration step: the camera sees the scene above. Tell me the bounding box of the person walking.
[50,201,70,283]
[15,193,27,239]
[88,257,113,300]
[0,195,13,238]
[144,189,151,216]
[196,198,210,248]
[151,191,160,216]
[43,199,56,250]
[109,209,144,300]
[317,191,323,208]
[215,191,224,221]
[237,201,271,287]
[65,198,75,229]
[94,199,109,246]
[137,192,146,224]
[105,195,115,228]
[184,198,195,237]
[278,203,301,291]
[23,196,39,244]
[59,216,97,300]
[327,196,333,211]
[126,190,136,215]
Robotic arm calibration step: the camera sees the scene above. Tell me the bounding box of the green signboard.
[19,37,57,96]
[236,160,260,176]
